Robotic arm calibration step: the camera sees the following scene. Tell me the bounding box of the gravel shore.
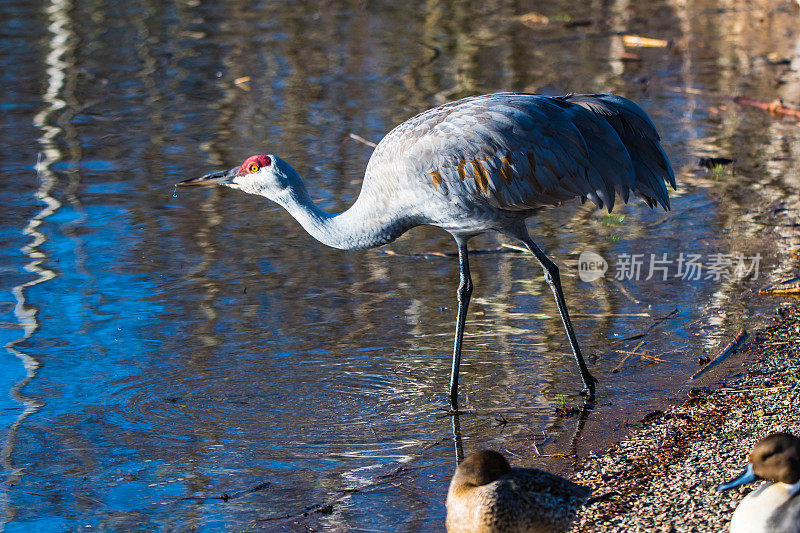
[569,304,800,532]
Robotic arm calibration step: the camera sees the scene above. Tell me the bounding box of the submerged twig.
[611,308,678,348]
[439,407,548,418]
[615,349,664,362]
[179,481,271,503]
[615,333,647,343]
[647,308,680,331]
[349,132,378,148]
[504,448,523,459]
[611,340,647,374]
[331,132,379,158]
[689,327,747,380]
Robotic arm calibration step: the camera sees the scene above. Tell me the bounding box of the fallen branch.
[662,87,800,122]
[733,97,800,120]
[759,277,800,295]
[689,327,747,380]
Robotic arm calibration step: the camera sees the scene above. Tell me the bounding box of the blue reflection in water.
[1,0,798,531]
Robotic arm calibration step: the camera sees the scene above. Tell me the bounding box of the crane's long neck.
[272,176,418,251]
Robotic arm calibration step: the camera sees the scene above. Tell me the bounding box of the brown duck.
[446,450,591,533]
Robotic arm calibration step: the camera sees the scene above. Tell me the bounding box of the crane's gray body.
[179,91,676,404]
[347,92,674,248]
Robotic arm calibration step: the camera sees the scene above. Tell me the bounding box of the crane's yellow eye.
[249,164,260,173]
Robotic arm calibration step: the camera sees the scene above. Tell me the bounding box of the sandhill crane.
[178,92,675,405]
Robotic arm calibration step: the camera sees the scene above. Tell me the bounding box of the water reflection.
[1,0,799,530]
[1,0,76,526]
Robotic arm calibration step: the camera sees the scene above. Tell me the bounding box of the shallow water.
[2,0,800,530]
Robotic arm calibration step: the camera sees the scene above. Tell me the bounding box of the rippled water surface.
[2,0,800,530]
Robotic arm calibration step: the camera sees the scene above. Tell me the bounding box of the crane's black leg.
[451,411,465,465]
[449,239,473,407]
[521,236,598,398]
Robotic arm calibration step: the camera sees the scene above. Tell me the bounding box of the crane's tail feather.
[561,94,676,211]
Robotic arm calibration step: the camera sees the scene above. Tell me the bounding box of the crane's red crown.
[240,154,271,174]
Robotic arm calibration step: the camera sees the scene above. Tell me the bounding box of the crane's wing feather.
[369,93,674,212]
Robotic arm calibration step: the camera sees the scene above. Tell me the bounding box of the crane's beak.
[716,463,757,491]
[177,167,238,187]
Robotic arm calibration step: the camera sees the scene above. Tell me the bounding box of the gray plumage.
[445,450,591,533]
[368,92,673,217]
[179,92,676,404]
[767,493,800,533]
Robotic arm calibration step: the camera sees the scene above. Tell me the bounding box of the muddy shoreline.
[568,303,800,531]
